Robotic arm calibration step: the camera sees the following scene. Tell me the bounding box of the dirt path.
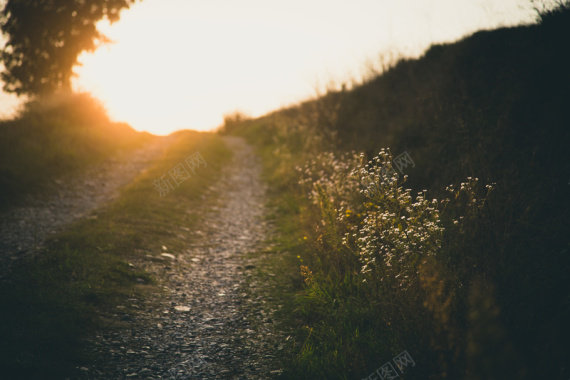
[81,136,284,379]
[0,137,174,272]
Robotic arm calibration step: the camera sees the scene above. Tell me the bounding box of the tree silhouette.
[0,0,138,96]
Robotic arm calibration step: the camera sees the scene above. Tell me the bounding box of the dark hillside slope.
[223,6,570,379]
[336,20,569,191]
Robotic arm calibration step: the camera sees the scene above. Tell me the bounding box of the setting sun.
[69,0,534,135]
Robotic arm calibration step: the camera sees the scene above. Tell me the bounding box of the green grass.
[222,4,570,379]
[0,130,231,379]
[0,93,154,212]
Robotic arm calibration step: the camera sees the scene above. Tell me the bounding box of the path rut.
[81,136,284,379]
[0,137,174,273]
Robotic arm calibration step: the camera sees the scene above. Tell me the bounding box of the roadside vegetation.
[0,93,154,212]
[0,119,231,378]
[222,3,570,379]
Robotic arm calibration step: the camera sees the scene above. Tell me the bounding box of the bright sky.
[1,0,537,135]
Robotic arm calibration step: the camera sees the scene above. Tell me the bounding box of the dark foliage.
[225,3,570,378]
[0,0,138,95]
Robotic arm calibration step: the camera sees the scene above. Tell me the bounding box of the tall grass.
[223,3,570,379]
[0,93,153,211]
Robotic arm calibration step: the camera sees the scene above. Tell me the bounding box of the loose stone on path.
[82,136,284,379]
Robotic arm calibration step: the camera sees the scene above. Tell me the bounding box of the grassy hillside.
[223,4,570,379]
[0,93,154,212]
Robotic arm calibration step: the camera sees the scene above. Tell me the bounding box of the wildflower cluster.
[297,152,364,257]
[443,177,495,232]
[353,149,401,199]
[298,149,494,290]
[297,151,361,208]
[299,149,444,289]
[348,150,444,287]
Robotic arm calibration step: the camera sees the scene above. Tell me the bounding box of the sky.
[0,0,537,135]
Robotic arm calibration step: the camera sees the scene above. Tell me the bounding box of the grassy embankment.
[0,93,154,212]
[0,94,231,379]
[224,4,570,380]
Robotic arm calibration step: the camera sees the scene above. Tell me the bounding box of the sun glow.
[70,0,535,135]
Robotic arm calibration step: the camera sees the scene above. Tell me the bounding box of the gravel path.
[80,136,284,379]
[0,137,174,273]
